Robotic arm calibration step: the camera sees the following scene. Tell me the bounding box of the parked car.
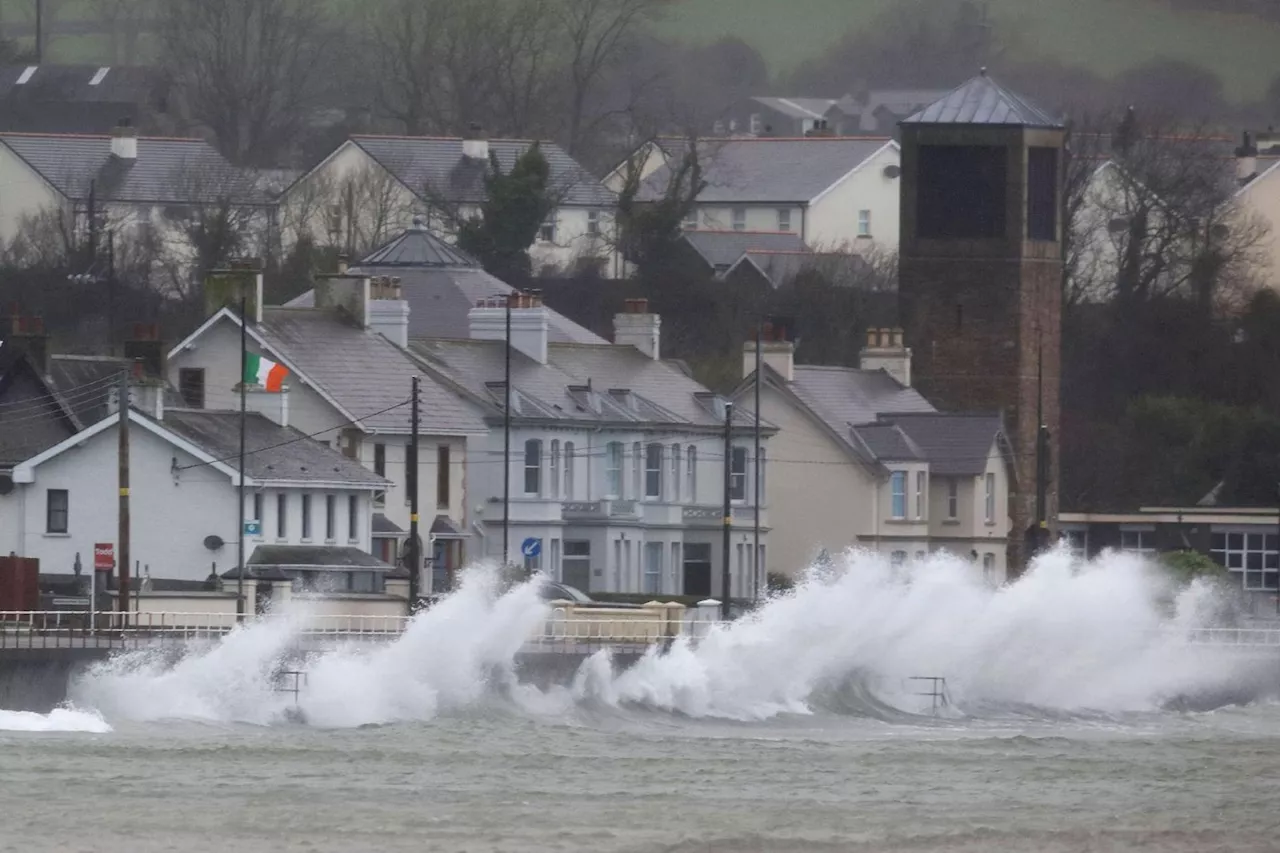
[538,582,644,609]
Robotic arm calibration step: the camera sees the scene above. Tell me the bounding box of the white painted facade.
[735,359,1010,584]
[280,140,620,277]
[0,411,379,582]
[165,314,475,549]
[0,143,61,244]
[466,423,769,600]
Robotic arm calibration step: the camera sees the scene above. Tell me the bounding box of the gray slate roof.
[0,132,265,204]
[412,339,762,430]
[349,135,615,207]
[288,229,606,345]
[0,352,77,467]
[640,137,892,204]
[682,230,808,269]
[161,409,389,487]
[851,422,925,462]
[903,73,1063,129]
[0,65,156,102]
[887,413,1005,476]
[790,366,936,432]
[728,250,871,289]
[254,308,487,436]
[372,513,405,536]
[246,544,393,571]
[750,97,837,120]
[359,218,479,267]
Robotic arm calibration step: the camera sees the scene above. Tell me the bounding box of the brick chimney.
[110,117,137,161]
[613,298,660,360]
[743,319,794,382]
[123,322,164,378]
[4,310,49,375]
[860,327,912,387]
[468,291,549,364]
[463,123,489,162]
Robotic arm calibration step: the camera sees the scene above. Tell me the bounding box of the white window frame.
[645,443,663,500]
[729,446,748,503]
[538,216,556,243]
[732,207,747,231]
[671,444,682,502]
[631,442,642,500]
[644,541,663,595]
[586,209,600,236]
[1119,526,1156,555]
[857,209,872,237]
[524,439,542,496]
[777,208,791,232]
[605,442,623,499]
[947,478,958,519]
[890,471,906,520]
[563,441,575,500]
[1211,528,1279,591]
[687,445,697,502]
[984,473,996,524]
[549,440,560,499]
[915,471,926,520]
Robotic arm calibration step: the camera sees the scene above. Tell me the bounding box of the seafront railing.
[0,610,716,652]
[2,611,1280,652]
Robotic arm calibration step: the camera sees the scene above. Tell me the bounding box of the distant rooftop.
[903,71,1063,129]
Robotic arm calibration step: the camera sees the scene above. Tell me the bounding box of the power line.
[173,398,412,472]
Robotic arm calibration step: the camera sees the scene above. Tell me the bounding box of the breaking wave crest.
[65,549,1273,727]
[0,707,111,733]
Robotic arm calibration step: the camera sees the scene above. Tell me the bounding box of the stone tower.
[897,72,1066,574]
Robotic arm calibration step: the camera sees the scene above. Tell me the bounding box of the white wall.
[167,316,472,535]
[0,144,64,244]
[0,416,381,582]
[806,142,901,251]
[691,205,805,236]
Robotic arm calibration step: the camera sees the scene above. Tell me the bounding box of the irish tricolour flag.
[244,353,288,391]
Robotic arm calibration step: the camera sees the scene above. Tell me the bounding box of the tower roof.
[358,216,479,268]
[902,71,1063,130]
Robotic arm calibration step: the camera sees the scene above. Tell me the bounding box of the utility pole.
[236,291,247,618]
[34,0,43,64]
[752,318,763,602]
[107,230,116,356]
[117,365,131,617]
[408,375,421,609]
[1034,336,1048,556]
[501,292,513,570]
[721,400,734,621]
[86,179,97,265]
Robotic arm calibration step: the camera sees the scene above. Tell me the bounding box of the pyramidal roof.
[903,70,1063,129]
[358,216,479,268]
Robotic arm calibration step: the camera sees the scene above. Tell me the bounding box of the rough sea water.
[4,548,1280,853]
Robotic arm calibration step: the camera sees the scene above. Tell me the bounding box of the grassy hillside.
[3,0,1278,101]
[660,0,1280,101]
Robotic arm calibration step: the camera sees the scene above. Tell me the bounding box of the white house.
[0,402,390,585]
[279,132,620,277]
[623,136,902,253]
[407,297,775,602]
[0,123,270,272]
[732,328,1013,583]
[165,267,489,584]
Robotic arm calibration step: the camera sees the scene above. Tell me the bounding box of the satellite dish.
[203,534,225,551]
[883,164,902,179]
[0,475,12,496]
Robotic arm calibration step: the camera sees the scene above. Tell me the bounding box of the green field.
[661,0,1280,101]
[4,0,1279,101]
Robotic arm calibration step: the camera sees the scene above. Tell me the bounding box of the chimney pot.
[462,125,490,161]
[110,119,138,160]
[336,254,349,275]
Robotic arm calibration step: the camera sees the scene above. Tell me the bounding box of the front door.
[682,543,712,597]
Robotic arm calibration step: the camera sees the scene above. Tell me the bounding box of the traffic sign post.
[521,537,542,558]
[244,520,262,537]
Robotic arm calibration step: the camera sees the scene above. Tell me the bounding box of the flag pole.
[237,289,247,620]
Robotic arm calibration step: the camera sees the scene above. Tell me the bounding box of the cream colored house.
[0,125,269,273]
[1234,151,1280,293]
[731,330,1013,583]
[280,134,620,277]
[618,136,901,253]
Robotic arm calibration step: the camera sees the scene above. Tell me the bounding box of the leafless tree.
[553,0,670,155]
[1063,110,1270,312]
[157,0,333,167]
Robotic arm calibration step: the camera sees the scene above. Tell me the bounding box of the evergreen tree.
[456,144,555,282]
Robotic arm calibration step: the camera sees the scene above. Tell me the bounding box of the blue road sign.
[521,537,542,558]
[244,520,262,536]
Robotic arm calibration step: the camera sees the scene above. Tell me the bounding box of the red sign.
[94,543,114,571]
